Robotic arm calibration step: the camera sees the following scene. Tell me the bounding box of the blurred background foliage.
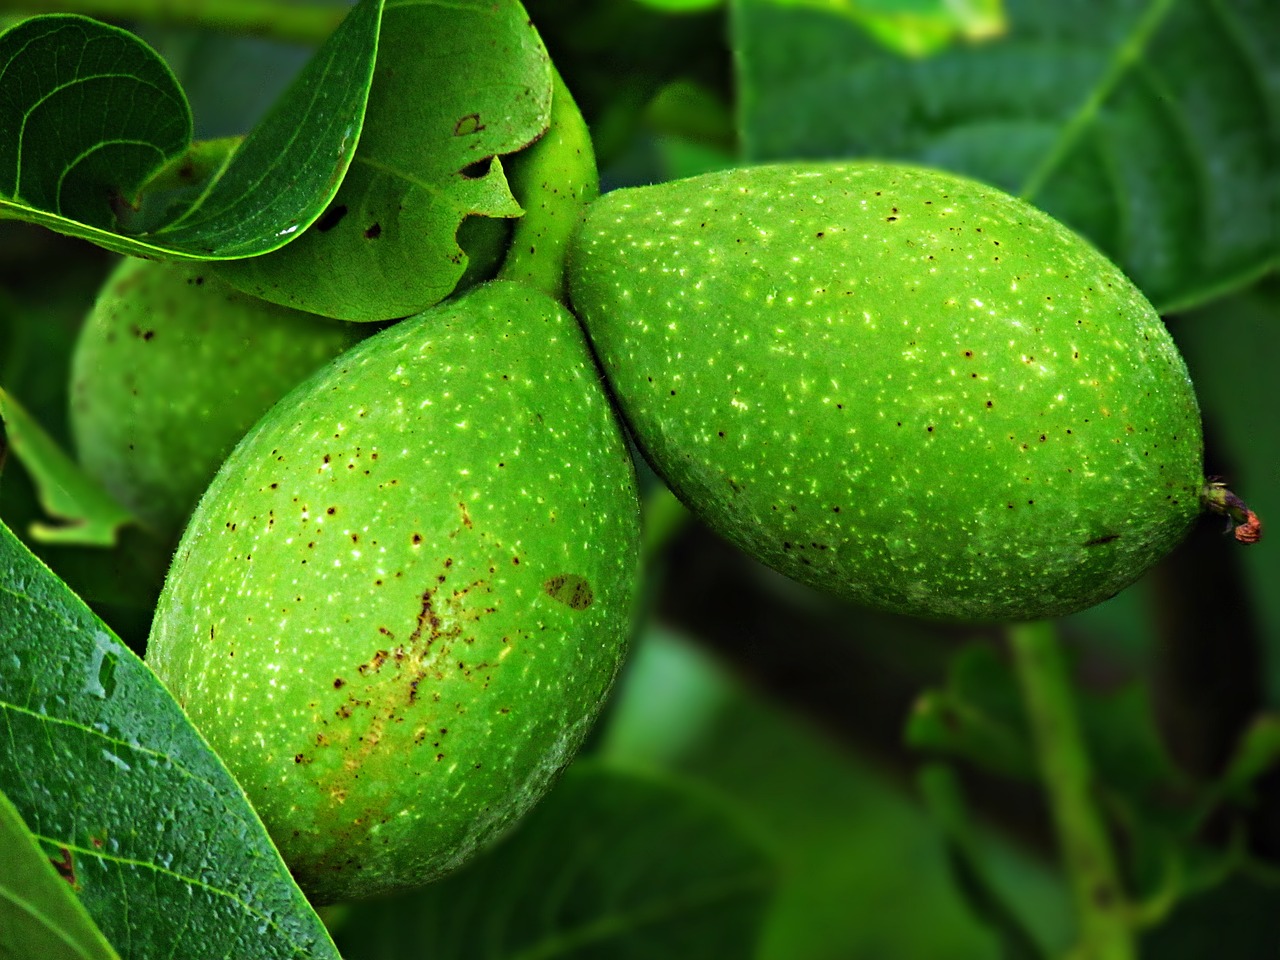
[0,0,1277,956]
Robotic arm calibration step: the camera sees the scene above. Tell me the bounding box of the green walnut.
[71,257,362,536]
[567,162,1205,621]
[146,280,639,903]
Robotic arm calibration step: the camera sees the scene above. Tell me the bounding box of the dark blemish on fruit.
[316,204,348,232]
[294,753,305,763]
[359,649,389,675]
[927,425,934,432]
[454,113,485,136]
[458,502,473,529]
[886,216,898,222]
[412,533,423,545]
[364,223,382,240]
[327,507,336,515]
[543,574,594,610]
[1084,534,1120,547]
[334,677,346,689]
[511,556,520,565]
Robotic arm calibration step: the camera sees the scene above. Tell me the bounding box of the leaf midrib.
[1017,0,1178,201]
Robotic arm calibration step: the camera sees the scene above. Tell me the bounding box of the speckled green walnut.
[71,257,361,536]
[146,281,639,903]
[568,162,1205,621]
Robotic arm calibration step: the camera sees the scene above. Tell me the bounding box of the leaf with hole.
[0,786,119,960]
[214,0,551,321]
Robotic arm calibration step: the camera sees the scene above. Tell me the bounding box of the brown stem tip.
[1202,480,1263,545]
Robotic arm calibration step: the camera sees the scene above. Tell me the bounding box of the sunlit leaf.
[0,388,134,546]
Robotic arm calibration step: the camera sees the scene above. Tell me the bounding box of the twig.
[1007,620,1136,960]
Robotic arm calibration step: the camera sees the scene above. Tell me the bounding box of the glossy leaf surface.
[0,519,341,960]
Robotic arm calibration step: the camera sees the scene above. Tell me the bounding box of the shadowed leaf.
[334,762,778,959]
[0,0,383,261]
[735,0,1280,312]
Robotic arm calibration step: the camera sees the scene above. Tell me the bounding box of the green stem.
[496,66,599,303]
[0,0,344,44]
[1007,621,1136,960]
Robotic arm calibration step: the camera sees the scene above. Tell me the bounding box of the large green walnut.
[71,257,362,536]
[146,280,639,903]
[567,162,1205,621]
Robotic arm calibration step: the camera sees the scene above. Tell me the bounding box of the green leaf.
[214,0,550,321]
[734,0,1280,312]
[139,0,383,256]
[0,0,383,261]
[1214,715,1280,802]
[0,14,190,229]
[905,644,1037,780]
[759,0,1007,57]
[0,388,135,546]
[333,761,778,959]
[918,765,1047,960]
[0,518,341,960]
[603,629,1072,959]
[0,786,118,960]
[909,635,1271,922]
